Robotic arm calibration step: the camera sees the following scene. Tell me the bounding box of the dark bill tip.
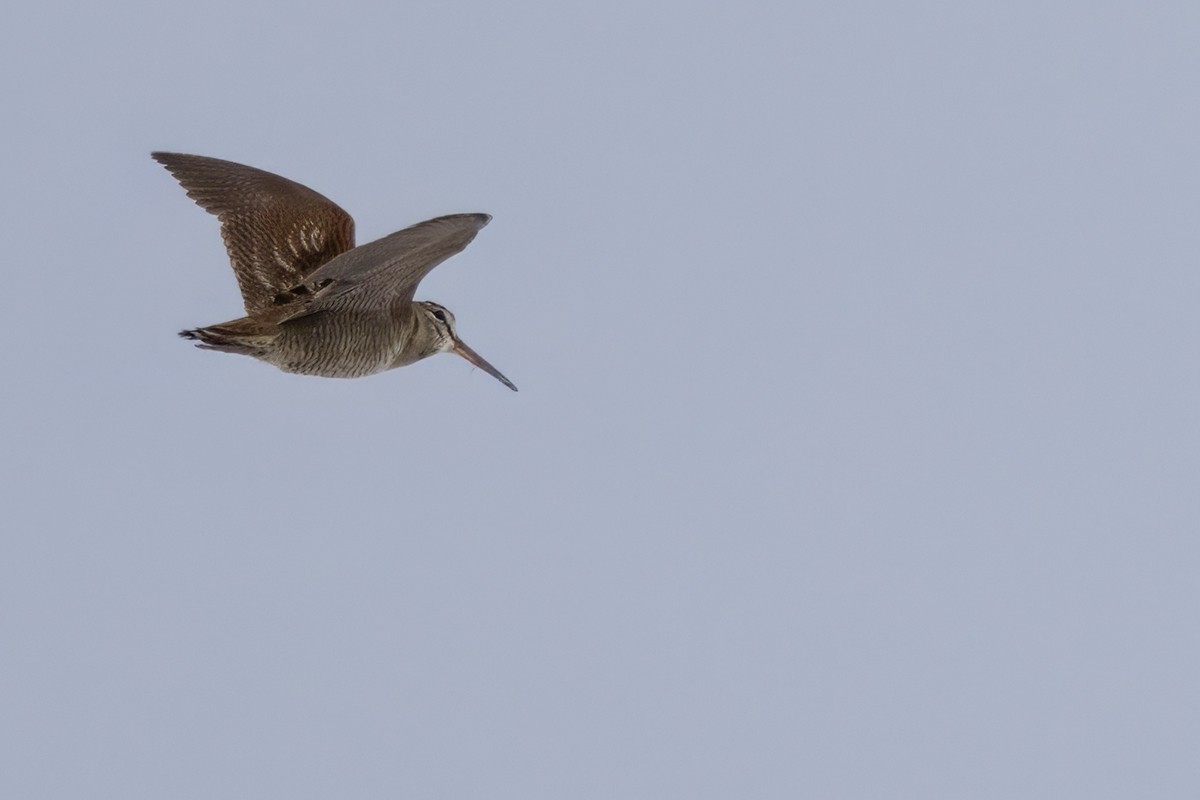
[452,340,518,392]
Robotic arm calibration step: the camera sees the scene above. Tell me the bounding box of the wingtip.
[151,151,184,172]
[151,151,199,170]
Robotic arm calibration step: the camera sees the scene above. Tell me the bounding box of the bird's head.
[416,301,517,391]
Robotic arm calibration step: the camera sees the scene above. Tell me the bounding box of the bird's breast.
[269,311,412,378]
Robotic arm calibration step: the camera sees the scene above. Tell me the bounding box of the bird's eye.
[432,309,447,322]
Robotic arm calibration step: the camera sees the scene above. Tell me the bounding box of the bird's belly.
[268,314,406,378]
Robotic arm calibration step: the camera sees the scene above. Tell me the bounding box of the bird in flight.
[153,152,516,391]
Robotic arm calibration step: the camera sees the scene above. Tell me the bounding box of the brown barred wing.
[153,152,356,315]
[276,213,490,320]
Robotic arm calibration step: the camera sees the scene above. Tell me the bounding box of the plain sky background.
[3,2,1199,797]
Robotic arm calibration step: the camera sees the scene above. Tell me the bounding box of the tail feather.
[179,321,275,357]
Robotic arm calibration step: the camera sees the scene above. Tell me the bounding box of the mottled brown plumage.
[154,152,516,390]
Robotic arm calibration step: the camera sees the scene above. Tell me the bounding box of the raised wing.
[152,152,356,315]
[275,213,491,319]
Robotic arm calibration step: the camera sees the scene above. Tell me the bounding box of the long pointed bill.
[452,339,518,391]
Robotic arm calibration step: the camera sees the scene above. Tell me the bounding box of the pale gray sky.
[3,2,1199,797]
